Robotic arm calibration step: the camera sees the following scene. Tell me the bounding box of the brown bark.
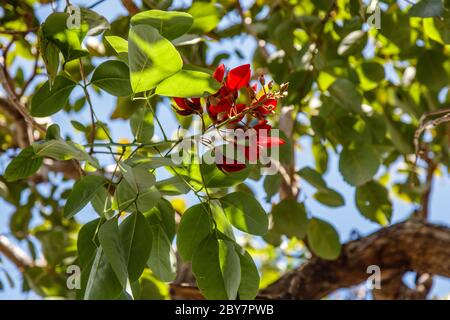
[170,219,450,300]
[120,0,139,15]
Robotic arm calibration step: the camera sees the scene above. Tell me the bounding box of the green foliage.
[219,192,268,236]
[32,138,100,168]
[31,75,77,117]
[192,235,240,300]
[4,147,43,182]
[188,2,223,33]
[356,181,393,225]
[176,204,212,262]
[307,218,341,260]
[409,0,443,17]
[64,175,106,219]
[155,68,221,97]
[339,144,380,186]
[271,199,308,239]
[2,0,450,301]
[119,212,153,282]
[130,107,154,143]
[128,24,182,93]
[131,10,193,40]
[90,60,132,96]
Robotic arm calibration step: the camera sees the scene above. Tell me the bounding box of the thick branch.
[259,219,450,299]
[170,220,450,300]
[0,235,33,270]
[120,0,139,15]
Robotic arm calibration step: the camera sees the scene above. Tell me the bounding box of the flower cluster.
[172,64,287,172]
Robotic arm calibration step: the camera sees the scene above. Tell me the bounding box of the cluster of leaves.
[0,0,450,300]
[2,3,268,300]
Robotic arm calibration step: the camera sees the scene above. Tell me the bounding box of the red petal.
[253,120,271,132]
[213,64,225,82]
[176,109,195,116]
[226,64,251,91]
[257,136,285,147]
[173,97,188,110]
[192,98,201,106]
[263,98,277,109]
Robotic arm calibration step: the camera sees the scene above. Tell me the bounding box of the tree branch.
[120,0,139,15]
[170,220,450,300]
[0,236,35,270]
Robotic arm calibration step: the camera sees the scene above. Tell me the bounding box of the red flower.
[244,121,285,162]
[226,64,251,91]
[253,96,277,117]
[213,64,225,82]
[173,97,203,116]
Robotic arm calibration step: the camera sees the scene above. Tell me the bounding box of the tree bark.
[170,219,450,300]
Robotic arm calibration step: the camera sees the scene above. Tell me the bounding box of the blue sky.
[0,0,449,299]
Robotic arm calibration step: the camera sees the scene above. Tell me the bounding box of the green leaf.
[297,166,327,189]
[337,30,367,56]
[145,198,176,241]
[131,10,193,40]
[105,35,128,60]
[114,179,160,213]
[82,247,122,300]
[313,188,345,207]
[90,60,132,96]
[128,24,182,93]
[307,218,341,260]
[219,192,268,236]
[64,175,106,219]
[356,181,392,225]
[263,174,282,201]
[71,120,88,132]
[32,139,100,169]
[329,78,362,113]
[77,219,122,300]
[235,247,259,300]
[147,225,176,282]
[130,107,154,143]
[409,0,443,17]
[91,186,113,218]
[312,143,328,174]
[119,211,153,282]
[4,146,43,182]
[423,16,450,44]
[118,162,156,194]
[98,218,128,287]
[200,161,252,188]
[211,201,235,241]
[79,7,110,36]
[272,199,308,239]
[339,144,380,186]
[416,50,448,91]
[155,176,191,195]
[361,62,385,83]
[155,68,220,97]
[192,235,241,300]
[31,75,77,117]
[77,218,100,268]
[176,203,212,261]
[41,12,87,62]
[188,2,223,33]
[38,31,59,87]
